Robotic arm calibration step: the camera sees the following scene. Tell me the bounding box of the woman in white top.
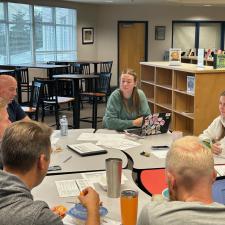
[199,91,225,155]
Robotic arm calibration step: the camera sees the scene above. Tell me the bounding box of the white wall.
[96,4,225,86]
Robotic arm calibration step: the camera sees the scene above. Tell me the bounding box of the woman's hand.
[132,117,143,127]
[212,143,222,155]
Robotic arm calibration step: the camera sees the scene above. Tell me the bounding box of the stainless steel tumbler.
[105,158,122,198]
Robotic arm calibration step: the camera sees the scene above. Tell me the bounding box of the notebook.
[67,142,107,156]
[125,112,171,136]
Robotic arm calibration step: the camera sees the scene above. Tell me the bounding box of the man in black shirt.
[0,75,30,122]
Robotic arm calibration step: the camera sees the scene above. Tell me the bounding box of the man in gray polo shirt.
[138,136,225,225]
[0,121,100,225]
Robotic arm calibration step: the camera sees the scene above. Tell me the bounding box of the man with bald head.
[0,75,30,122]
[138,136,225,225]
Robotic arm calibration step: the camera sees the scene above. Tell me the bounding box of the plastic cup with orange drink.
[120,189,138,225]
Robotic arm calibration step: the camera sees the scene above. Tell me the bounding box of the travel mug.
[120,189,138,225]
[105,158,122,198]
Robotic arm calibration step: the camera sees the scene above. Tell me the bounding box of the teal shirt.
[103,88,150,131]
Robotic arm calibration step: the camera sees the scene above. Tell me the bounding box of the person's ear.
[166,170,176,188]
[37,154,48,171]
[212,169,217,183]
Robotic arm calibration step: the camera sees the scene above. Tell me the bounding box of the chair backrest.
[70,63,82,74]
[16,67,29,85]
[96,72,112,95]
[34,78,59,104]
[100,61,113,73]
[29,81,43,108]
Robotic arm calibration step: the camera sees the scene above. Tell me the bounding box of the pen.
[62,156,72,163]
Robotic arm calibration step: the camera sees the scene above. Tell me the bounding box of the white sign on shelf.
[197,48,204,68]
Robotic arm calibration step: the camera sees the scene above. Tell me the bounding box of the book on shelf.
[205,49,212,60]
[169,48,181,66]
[187,76,195,95]
[213,54,225,69]
[188,48,195,57]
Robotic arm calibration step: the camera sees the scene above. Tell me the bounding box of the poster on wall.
[82,27,94,44]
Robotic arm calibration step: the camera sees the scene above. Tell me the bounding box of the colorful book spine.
[213,54,225,69]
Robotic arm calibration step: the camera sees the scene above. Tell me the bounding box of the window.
[173,21,225,51]
[0,2,77,64]
[199,23,221,49]
[173,23,195,51]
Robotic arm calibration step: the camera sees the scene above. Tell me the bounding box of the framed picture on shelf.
[155,26,166,40]
[82,27,94,44]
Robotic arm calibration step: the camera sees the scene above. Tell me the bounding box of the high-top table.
[32,169,150,222]
[48,129,128,175]
[0,69,15,74]
[0,63,69,79]
[53,74,99,128]
[48,60,104,74]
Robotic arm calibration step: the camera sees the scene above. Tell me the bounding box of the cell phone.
[151,145,169,150]
[48,165,62,171]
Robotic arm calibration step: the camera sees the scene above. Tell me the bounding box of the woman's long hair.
[120,69,140,114]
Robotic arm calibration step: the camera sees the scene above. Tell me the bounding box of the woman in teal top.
[103,69,150,131]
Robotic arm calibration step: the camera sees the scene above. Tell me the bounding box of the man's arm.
[78,187,100,225]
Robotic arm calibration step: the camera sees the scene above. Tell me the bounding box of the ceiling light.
[203,4,212,7]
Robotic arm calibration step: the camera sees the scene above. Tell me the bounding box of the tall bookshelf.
[140,62,225,135]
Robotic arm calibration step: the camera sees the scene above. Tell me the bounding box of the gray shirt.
[138,200,225,225]
[0,170,63,225]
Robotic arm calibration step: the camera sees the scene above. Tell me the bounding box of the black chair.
[15,67,31,104]
[21,81,43,121]
[80,73,112,129]
[47,61,70,74]
[35,79,75,129]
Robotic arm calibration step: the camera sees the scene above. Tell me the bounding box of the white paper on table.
[76,178,95,190]
[81,171,128,184]
[55,180,80,197]
[63,215,121,225]
[151,150,169,159]
[96,139,141,150]
[215,165,225,176]
[102,218,121,225]
[77,133,126,141]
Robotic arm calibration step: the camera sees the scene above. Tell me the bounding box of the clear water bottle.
[60,115,68,136]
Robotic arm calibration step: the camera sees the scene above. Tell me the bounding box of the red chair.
[140,169,167,195]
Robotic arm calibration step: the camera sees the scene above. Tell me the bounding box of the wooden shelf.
[155,84,172,90]
[147,97,154,103]
[173,110,194,120]
[141,80,155,85]
[140,62,225,135]
[174,89,194,96]
[155,102,172,110]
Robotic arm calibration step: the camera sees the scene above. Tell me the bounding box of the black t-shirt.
[7,100,26,122]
